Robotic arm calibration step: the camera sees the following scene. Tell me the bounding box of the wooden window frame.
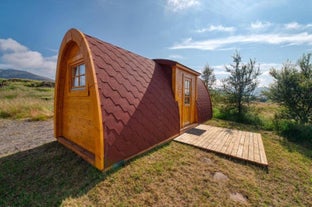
[184,78,191,105]
[68,60,89,97]
[72,64,86,90]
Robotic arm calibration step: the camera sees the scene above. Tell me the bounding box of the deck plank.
[174,125,268,166]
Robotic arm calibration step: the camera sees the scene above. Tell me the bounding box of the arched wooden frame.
[54,29,104,170]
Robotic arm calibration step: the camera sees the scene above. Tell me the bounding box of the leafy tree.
[266,53,312,124]
[222,51,261,116]
[201,64,216,90]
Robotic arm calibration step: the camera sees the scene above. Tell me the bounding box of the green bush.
[260,117,274,131]
[213,105,262,126]
[274,118,312,144]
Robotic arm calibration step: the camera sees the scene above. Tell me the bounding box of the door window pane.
[72,64,86,89]
[184,79,191,104]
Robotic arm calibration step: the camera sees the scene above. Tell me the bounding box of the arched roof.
[196,79,213,123]
[84,34,180,167]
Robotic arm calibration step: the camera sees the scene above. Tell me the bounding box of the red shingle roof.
[196,79,213,123]
[85,35,180,168]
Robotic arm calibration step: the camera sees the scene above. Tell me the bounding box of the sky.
[1,0,312,86]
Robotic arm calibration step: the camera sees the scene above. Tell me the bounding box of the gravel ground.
[0,119,54,158]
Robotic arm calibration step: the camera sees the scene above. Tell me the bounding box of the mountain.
[254,86,269,97]
[0,69,53,81]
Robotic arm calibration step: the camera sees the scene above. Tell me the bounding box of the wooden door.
[183,77,191,126]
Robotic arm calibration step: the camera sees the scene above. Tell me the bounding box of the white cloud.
[0,38,57,79]
[170,32,312,50]
[196,25,236,33]
[284,22,301,30]
[204,0,286,20]
[250,21,271,30]
[284,22,312,30]
[0,38,27,52]
[257,63,282,87]
[210,63,282,87]
[166,0,200,12]
[169,54,183,59]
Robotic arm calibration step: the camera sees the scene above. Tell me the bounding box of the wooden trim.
[54,29,105,170]
[79,30,105,170]
[57,136,95,165]
[176,63,200,76]
[154,59,200,76]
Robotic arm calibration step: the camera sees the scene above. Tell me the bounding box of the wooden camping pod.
[54,28,212,170]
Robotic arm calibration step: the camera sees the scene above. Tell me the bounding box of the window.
[72,64,86,90]
[184,79,191,104]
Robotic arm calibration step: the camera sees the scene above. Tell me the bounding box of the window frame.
[68,60,89,96]
[184,78,191,105]
[71,64,86,90]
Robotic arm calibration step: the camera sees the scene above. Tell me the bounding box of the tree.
[201,64,216,90]
[222,51,261,116]
[266,54,312,124]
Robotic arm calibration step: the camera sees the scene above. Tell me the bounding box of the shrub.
[273,118,312,144]
[265,54,312,125]
[214,105,262,126]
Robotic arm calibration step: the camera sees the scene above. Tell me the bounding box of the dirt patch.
[0,119,54,157]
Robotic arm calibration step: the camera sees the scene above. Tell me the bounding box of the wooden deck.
[174,125,268,166]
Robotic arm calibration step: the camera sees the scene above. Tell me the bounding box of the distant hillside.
[0,69,53,81]
[254,86,269,97]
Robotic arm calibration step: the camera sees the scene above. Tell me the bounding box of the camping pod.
[54,28,212,170]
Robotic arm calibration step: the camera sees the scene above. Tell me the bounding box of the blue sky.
[1,0,312,86]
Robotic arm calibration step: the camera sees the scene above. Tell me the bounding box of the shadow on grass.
[0,141,115,206]
[274,122,312,159]
[206,118,259,132]
[280,138,312,160]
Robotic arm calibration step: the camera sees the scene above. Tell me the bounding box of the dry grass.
[61,133,311,207]
[0,80,54,120]
[0,84,311,206]
[250,102,279,120]
[1,120,311,206]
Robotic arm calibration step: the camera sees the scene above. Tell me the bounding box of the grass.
[0,79,54,120]
[1,119,311,206]
[0,81,311,205]
[213,101,283,131]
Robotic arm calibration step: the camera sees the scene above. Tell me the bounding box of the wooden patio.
[174,125,268,166]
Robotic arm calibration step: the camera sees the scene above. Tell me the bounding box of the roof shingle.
[196,79,213,123]
[85,35,180,168]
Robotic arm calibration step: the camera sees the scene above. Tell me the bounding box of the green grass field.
[0,79,54,120]
[0,79,311,206]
